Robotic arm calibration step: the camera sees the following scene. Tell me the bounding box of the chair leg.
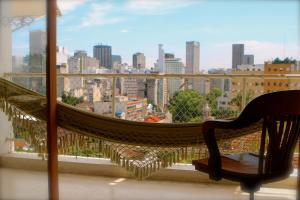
[249,191,254,200]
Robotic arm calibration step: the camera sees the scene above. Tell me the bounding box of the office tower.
[186,41,200,74]
[146,78,158,105]
[232,44,244,70]
[121,78,139,97]
[243,54,254,65]
[74,50,99,72]
[74,50,88,58]
[157,44,165,72]
[12,56,24,72]
[93,44,112,69]
[12,56,27,90]
[165,56,185,97]
[155,44,167,110]
[186,41,200,92]
[132,52,146,69]
[112,55,122,69]
[29,30,47,94]
[30,30,46,55]
[164,53,175,59]
[56,47,70,97]
[154,45,185,107]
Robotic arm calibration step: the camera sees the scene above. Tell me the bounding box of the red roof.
[144,115,161,123]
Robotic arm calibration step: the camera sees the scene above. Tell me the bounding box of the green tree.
[168,90,205,123]
[272,57,296,64]
[206,88,222,114]
[61,92,83,106]
[230,90,254,111]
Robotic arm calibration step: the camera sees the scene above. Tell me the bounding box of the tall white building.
[186,41,200,92]
[56,46,70,97]
[157,44,165,72]
[155,44,168,110]
[165,57,185,98]
[186,41,200,74]
[154,45,185,108]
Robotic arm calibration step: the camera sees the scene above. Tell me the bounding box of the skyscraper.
[112,55,122,69]
[243,54,254,65]
[132,52,146,69]
[74,50,88,58]
[155,44,167,109]
[29,30,47,94]
[186,41,200,74]
[165,56,185,97]
[157,44,165,72]
[30,30,46,55]
[74,50,99,72]
[232,44,244,70]
[93,44,112,69]
[186,41,200,91]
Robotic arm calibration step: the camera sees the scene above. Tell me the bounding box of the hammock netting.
[0,78,262,179]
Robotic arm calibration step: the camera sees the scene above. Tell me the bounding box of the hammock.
[0,78,262,179]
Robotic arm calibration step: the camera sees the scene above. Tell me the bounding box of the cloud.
[240,40,300,62]
[202,40,300,69]
[121,29,129,33]
[62,0,199,31]
[80,3,124,27]
[125,0,199,15]
[57,0,87,14]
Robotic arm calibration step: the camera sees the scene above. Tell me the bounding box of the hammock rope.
[0,78,262,179]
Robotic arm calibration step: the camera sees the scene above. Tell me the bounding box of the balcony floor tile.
[0,168,296,200]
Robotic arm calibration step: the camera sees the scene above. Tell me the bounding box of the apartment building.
[264,62,300,93]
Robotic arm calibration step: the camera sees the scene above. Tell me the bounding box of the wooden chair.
[193,90,300,200]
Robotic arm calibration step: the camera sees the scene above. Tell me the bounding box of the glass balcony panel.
[0,0,48,199]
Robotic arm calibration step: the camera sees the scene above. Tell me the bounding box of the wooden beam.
[46,0,59,199]
[297,139,300,200]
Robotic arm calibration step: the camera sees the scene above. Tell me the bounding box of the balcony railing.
[2,72,300,179]
[4,72,300,122]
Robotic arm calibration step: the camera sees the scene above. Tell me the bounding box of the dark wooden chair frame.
[193,90,300,200]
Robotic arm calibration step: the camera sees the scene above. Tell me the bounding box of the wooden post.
[46,0,59,199]
[297,139,300,200]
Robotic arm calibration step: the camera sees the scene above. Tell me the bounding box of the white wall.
[0,0,13,155]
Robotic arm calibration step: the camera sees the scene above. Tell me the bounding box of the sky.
[13,0,300,69]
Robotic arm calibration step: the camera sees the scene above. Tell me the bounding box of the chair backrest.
[237,90,300,174]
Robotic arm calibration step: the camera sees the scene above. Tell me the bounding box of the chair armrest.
[202,126,222,180]
[202,118,261,180]
[202,119,246,180]
[203,119,238,130]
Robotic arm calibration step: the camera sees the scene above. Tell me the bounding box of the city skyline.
[12,0,299,69]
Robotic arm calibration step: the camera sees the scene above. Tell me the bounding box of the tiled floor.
[0,168,296,200]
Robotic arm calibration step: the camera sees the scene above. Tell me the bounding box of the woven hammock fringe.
[0,80,261,179]
[5,101,207,179]
[5,101,258,180]
[3,98,261,180]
